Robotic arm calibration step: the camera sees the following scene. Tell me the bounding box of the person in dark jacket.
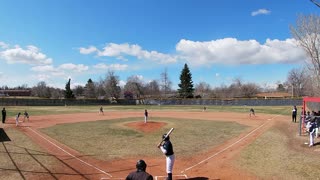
[126,159,153,180]
[2,107,6,123]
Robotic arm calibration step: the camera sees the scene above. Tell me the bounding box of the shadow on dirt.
[0,128,11,142]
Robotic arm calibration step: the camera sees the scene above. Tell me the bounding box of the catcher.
[126,159,153,180]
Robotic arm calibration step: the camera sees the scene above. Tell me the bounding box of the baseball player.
[144,109,148,123]
[157,134,175,180]
[99,106,104,115]
[15,112,21,126]
[309,118,316,147]
[23,110,29,122]
[126,159,153,180]
[249,108,255,117]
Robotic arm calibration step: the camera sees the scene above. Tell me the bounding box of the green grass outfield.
[40,117,248,160]
[1,105,294,117]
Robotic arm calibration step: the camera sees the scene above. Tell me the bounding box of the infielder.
[15,112,21,126]
[157,134,175,180]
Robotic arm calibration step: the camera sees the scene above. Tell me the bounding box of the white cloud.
[93,63,128,71]
[31,65,56,72]
[36,74,50,81]
[176,38,306,66]
[119,80,126,87]
[251,9,271,16]
[58,63,89,72]
[79,46,98,54]
[0,45,52,65]
[81,43,178,64]
[0,42,9,49]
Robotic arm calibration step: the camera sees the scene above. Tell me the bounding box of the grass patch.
[40,117,248,160]
[235,127,320,179]
[0,128,61,180]
[1,105,293,117]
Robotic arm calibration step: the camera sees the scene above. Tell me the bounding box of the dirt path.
[6,111,286,179]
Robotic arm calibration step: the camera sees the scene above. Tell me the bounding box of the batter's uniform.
[160,137,175,180]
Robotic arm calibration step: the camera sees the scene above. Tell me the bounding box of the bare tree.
[104,71,121,99]
[73,85,84,97]
[285,68,310,97]
[31,81,51,98]
[145,80,160,98]
[240,83,260,98]
[195,82,211,98]
[290,14,320,95]
[124,75,144,99]
[160,68,172,98]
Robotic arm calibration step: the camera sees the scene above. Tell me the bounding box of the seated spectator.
[126,159,153,180]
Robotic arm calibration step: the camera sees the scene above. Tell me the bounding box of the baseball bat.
[158,128,174,146]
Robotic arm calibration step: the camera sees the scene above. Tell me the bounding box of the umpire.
[126,159,153,180]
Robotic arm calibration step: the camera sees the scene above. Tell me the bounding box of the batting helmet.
[136,159,147,171]
[162,134,170,141]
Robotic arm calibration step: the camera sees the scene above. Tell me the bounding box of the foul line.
[181,115,280,173]
[27,127,112,177]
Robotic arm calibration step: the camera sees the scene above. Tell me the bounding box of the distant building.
[0,90,31,97]
[255,92,292,99]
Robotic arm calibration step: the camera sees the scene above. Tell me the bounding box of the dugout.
[300,97,320,136]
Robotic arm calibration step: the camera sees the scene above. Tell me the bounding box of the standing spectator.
[157,134,175,180]
[15,112,21,127]
[144,109,148,123]
[2,107,6,124]
[126,159,153,180]
[292,105,297,123]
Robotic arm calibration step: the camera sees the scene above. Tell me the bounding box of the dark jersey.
[126,171,153,180]
[163,140,174,156]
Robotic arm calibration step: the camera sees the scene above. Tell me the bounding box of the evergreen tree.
[64,78,75,99]
[84,78,96,98]
[178,63,194,98]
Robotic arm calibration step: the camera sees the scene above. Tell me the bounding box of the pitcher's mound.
[125,121,167,133]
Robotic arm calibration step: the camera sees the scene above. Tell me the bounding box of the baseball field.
[1,105,320,180]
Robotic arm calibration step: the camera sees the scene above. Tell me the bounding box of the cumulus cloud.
[176,38,306,66]
[0,42,9,49]
[0,45,52,65]
[79,46,98,54]
[80,43,178,64]
[251,9,271,16]
[93,63,128,71]
[58,63,89,72]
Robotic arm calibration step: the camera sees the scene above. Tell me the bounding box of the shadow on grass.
[0,128,11,142]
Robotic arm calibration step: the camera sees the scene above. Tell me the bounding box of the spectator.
[292,106,297,123]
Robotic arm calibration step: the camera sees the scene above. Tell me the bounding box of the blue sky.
[0,0,319,89]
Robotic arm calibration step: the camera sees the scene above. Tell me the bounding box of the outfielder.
[157,134,175,180]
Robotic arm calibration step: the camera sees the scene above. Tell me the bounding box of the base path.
[8,111,285,179]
